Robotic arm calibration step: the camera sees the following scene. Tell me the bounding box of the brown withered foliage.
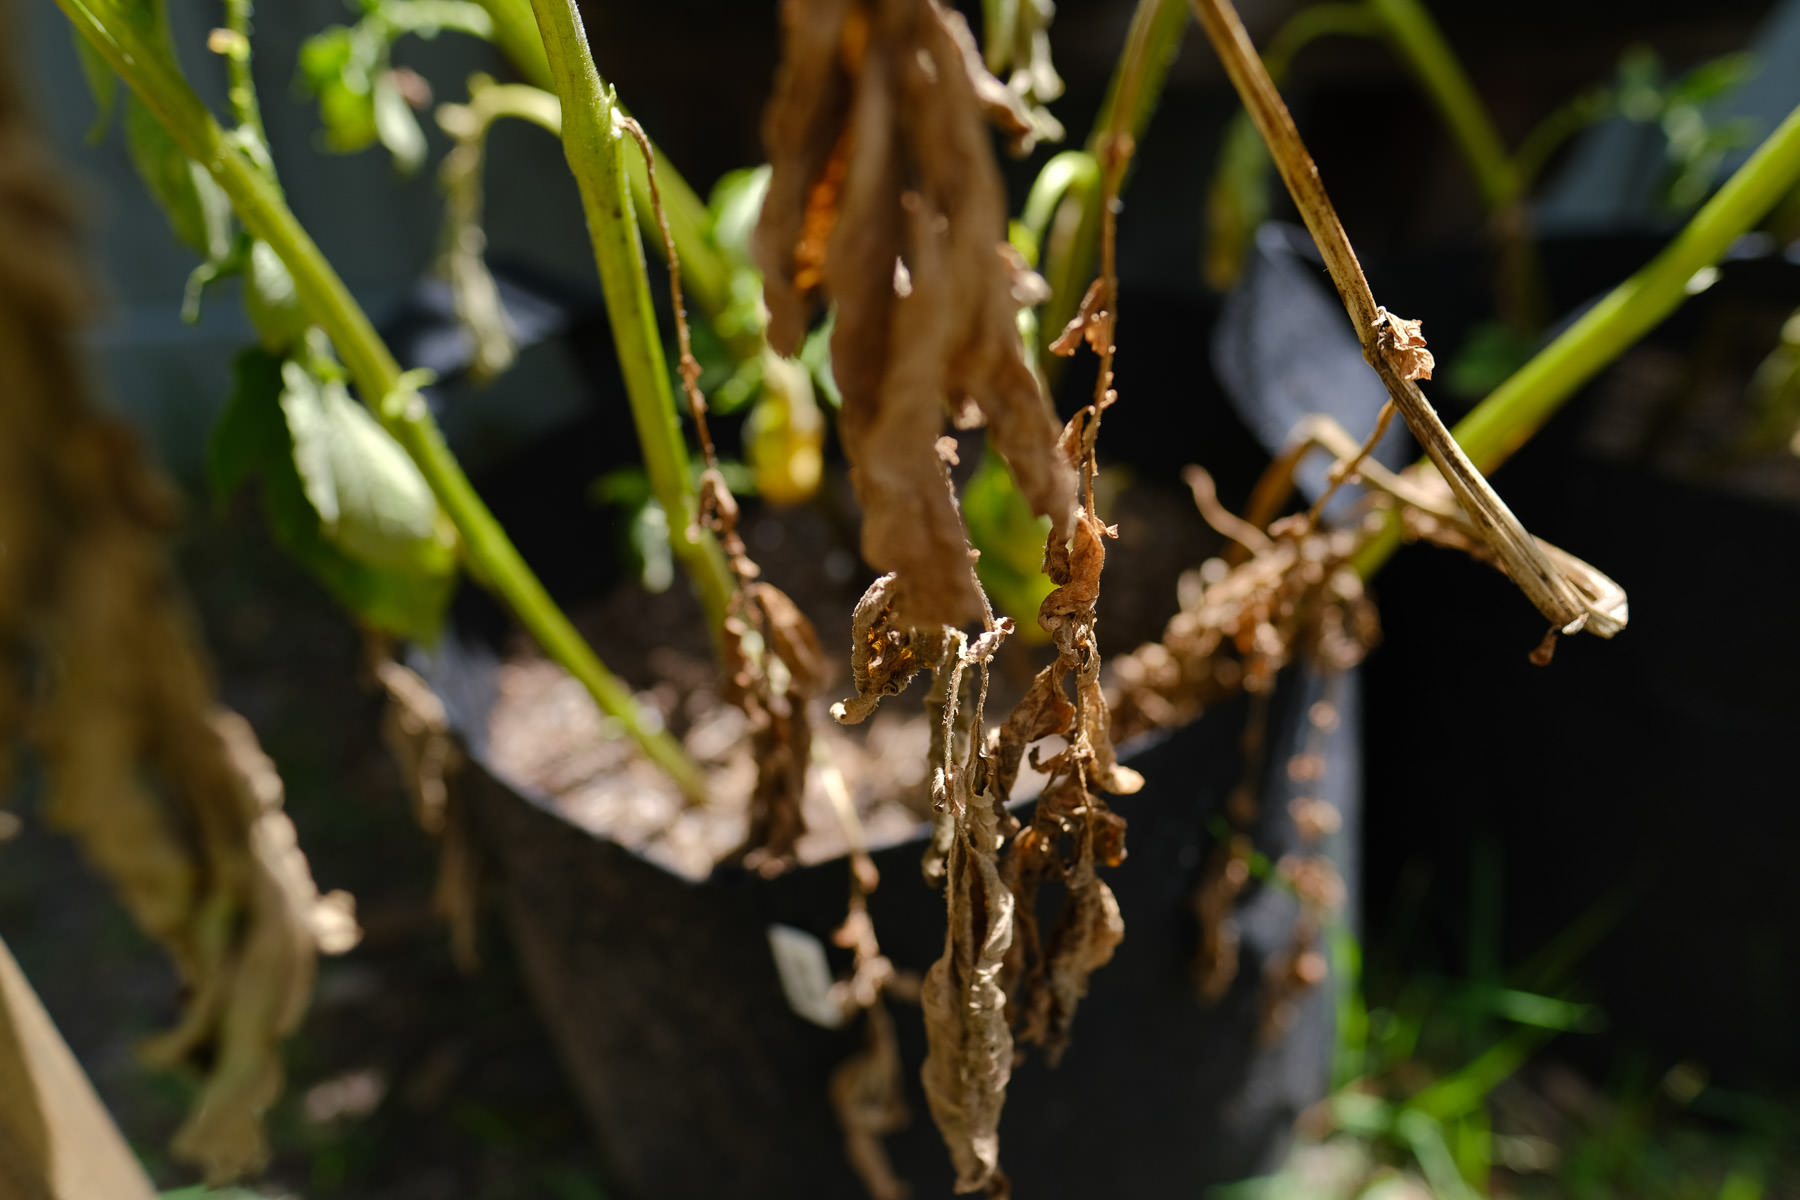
[1108,451,1374,1007]
[375,657,480,972]
[918,627,1015,1196]
[827,852,914,1200]
[833,572,933,727]
[630,121,826,873]
[0,65,355,1181]
[1109,469,1379,744]
[1374,307,1435,382]
[753,0,1075,628]
[993,503,1139,1065]
[1257,687,1348,1039]
[832,998,913,1200]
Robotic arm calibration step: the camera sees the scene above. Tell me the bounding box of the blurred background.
[5,0,1799,1196]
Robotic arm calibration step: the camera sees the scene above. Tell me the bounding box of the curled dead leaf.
[1374,307,1434,382]
[835,573,931,725]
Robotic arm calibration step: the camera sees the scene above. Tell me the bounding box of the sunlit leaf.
[211,349,456,641]
[278,359,456,576]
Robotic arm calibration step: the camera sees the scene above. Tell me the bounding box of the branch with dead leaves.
[1189,0,1627,656]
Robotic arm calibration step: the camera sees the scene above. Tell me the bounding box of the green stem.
[1038,0,1189,354]
[1367,0,1518,210]
[473,0,733,322]
[1357,101,1800,574]
[524,0,735,647]
[220,0,265,143]
[59,0,707,800]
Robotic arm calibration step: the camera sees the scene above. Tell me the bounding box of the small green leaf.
[1669,52,1756,108]
[212,348,456,640]
[278,360,457,576]
[301,25,382,155]
[707,165,771,265]
[372,70,427,174]
[209,346,289,507]
[125,94,233,259]
[244,240,310,351]
[964,450,1054,639]
[798,311,841,408]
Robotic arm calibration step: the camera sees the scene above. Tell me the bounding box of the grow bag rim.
[422,635,1193,891]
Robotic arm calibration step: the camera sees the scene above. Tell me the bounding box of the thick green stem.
[1357,102,1800,574]
[1038,0,1189,355]
[525,0,736,649]
[59,0,707,799]
[473,0,732,320]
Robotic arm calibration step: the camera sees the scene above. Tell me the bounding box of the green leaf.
[72,32,117,144]
[372,70,427,175]
[798,311,841,408]
[209,346,290,507]
[125,93,233,259]
[963,450,1054,639]
[1669,52,1756,108]
[278,360,456,576]
[212,349,456,640]
[1444,320,1538,400]
[301,25,382,155]
[244,239,310,351]
[706,165,771,266]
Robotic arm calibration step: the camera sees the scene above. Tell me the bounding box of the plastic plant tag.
[766,924,845,1030]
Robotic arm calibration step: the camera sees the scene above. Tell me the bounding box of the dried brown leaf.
[754,0,1074,628]
[835,573,930,724]
[919,793,1014,1193]
[990,665,1073,803]
[0,89,354,1180]
[1036,866,1123,1066]
[754,581,828,694]
[1375,307,1435,381]
[831,1002,912,1200]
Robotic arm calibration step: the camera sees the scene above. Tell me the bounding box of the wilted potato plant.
[37,0,1800,1193]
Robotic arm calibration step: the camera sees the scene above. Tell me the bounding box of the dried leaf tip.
[1373,307,1434,381]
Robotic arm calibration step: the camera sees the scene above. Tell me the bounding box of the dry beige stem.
[0,68,352,1182]
[754,0,1075,627]
[827,877,913,1200]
